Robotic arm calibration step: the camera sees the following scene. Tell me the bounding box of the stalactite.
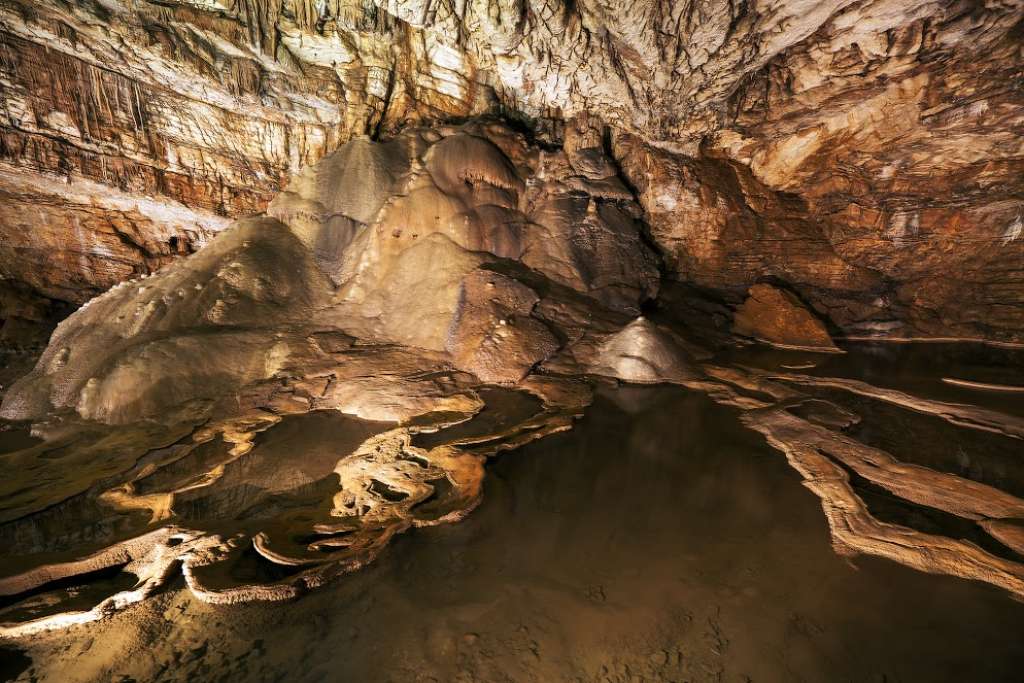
[237,0,283,56]
[227,57,263,97]
[292,0,321,33]
[329,0,391,33]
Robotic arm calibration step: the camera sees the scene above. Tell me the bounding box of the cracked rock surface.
[2,125,1024,650]
[1,0,1022,342]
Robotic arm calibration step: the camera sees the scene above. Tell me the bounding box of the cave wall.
[675,0,1024,341]
[1,0,1022,341]
[0,0,497,306]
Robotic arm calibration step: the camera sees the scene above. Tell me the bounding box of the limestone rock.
[0,0,494,309]
[732,284,838,351]
[1,121,655,422]
[589,317,700,384]
[446,271,559,384]
[1,0,1022,343]
[4,0,1024,638]
[0,217,330,424]
[612,2,1024,342]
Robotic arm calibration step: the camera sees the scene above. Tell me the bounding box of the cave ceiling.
[0,0,1021,341]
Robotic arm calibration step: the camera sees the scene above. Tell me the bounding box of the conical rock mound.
[589,317,700,384]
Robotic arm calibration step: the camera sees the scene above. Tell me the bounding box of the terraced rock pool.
[2,342,1024,682]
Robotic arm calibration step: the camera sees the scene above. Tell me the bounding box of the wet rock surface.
[588,316,700,384]
[1,121,1024,657]
[0,122,630,638]
[3,380,1024,682]
[0,5,1023,667]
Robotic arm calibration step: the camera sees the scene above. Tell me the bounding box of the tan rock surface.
[1,120,655,423]
[732,284,838,350]
[589,317,701,384]
[2,0,1023,342]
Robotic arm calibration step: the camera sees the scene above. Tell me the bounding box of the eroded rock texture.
[2,0,1022,341]
[1,119,654,425]
[613,1,1024,341]
[0,0,496,310]
[0,122,622,634]
[2,121,1024,638]
[2,0,1024,645]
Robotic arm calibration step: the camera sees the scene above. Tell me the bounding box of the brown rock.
[589,317,701,384]
[2,0,1023,345]
[0,0,496,307]
[1,121,655,423]
[732,284,838,351]
[446,271,559,384]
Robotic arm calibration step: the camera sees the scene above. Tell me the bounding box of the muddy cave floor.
[3,343,1024,682]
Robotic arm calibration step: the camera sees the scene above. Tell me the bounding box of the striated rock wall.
[0,0,1022,341]
[0,0,498,307]
[614,1,1024,341]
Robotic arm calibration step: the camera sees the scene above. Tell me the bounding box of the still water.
[3,363,1023,682]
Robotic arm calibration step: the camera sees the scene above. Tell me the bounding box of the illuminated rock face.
[1,120,656,423]
[732,284,838,351]
[3,123,1024,641]
[612,3,1024,343]
[2,0,1024,646]
[0,0,490,309]
[2,0,1022,342]
[588,317,700,384]
[0,117,638,632]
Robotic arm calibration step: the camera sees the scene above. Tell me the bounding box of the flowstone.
[3,122,1024,641]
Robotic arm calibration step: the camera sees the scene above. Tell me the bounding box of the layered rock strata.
[732,283,839,351]
[3,125,1024,639]
[2,0,1023,343]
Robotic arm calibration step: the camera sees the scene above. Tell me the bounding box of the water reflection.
[6,384,1024,682]
[717,340,1024,415]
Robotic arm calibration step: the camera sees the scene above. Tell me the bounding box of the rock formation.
[588,317,700,383]
[2,0,1022,343]
[0,122,649,636]
[732,283,838,351]
[1,119,656,425]
[1,0,1024,647]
